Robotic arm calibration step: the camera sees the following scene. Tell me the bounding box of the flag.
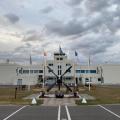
[30,55,32,65]
[75,51,78,56]
[59,46,64,54]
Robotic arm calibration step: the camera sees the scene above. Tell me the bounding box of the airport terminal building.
[0,50,120,86]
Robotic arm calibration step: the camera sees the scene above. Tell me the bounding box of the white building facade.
[0,51,120,86]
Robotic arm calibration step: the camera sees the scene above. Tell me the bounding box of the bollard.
[15,87,17,99]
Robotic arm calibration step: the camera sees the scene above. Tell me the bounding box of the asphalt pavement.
[0,104,120,120]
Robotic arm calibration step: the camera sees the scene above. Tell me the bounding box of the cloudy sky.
[0,0,120,64]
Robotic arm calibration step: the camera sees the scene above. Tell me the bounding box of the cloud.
[4,13,20,24]
[67,31,119,57]
[22,30,45,42]
[65,0,83,6]
[0,0,120,64]
[85,0,109,12]
[40,6,53,14]
[46,0,120,37]
[46,19,86,36]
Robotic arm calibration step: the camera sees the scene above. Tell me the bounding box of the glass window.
[60,65,61,69]
[60,58,63,60]
[90,70,96,73]
[30,70,34,73]
[48,64,53,66]
[66,77,71,80]
[86,70,90,73]
[34,70,39,73]
[39,70,43,73]
[60,70,62,75]
[48,69,52,73]
[76,70,80,73]
[17,79,22,85]
[23,70,29,74]
[19,69,22,74]
[81,70,85,73]
[66,64,71,66]
[98,78,101,81]
[58,65,62,69]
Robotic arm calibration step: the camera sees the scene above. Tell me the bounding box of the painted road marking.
[3,106,27,120]
[58,105,61,120]
[98,105,120,119]
[65,105,71,120]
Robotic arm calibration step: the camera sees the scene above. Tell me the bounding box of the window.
[30,70,34,73]
[86,70,90,73]
[17,79,22,86]
[19,68,23,74]
[58,65,62,69]
[58,70,62,75]
[39,70,43,73]
[23,70,29,74]
[56,57,63,60]
[48,69,52,73]
[60,70,62,75]
[81,70,85,73]
[60,65,61,69]
[66,77,71,80]
[66,64,71,66]
[85,70,97,73]
[98,78,101,82]
[76,70,85,73]
[60,58,63,60]
[34,70,39,73]
[76,70,80,73]
[90,70,96,73]
[48,63,53,66]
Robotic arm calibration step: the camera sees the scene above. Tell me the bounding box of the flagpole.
[28,53,32,91]
[43,51,45,88]
[43,50,47,88]
[88,55,91,91]
[74,51,78,87]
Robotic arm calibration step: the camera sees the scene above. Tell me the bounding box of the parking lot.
[0,104,120,120]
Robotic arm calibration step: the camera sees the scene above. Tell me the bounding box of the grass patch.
[0,87,43,105]
[76,85,120,105]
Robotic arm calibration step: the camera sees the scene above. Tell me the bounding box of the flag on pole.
[59,46,64,54]
[75,51,78,56]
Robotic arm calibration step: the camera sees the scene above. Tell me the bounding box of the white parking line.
[58,105,61,120]
[65,105,72,120]
[98,105,120,119]
[3,106,27,120]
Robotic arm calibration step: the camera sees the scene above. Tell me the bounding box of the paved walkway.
[23,93,95,106]
[42,98,76,106]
